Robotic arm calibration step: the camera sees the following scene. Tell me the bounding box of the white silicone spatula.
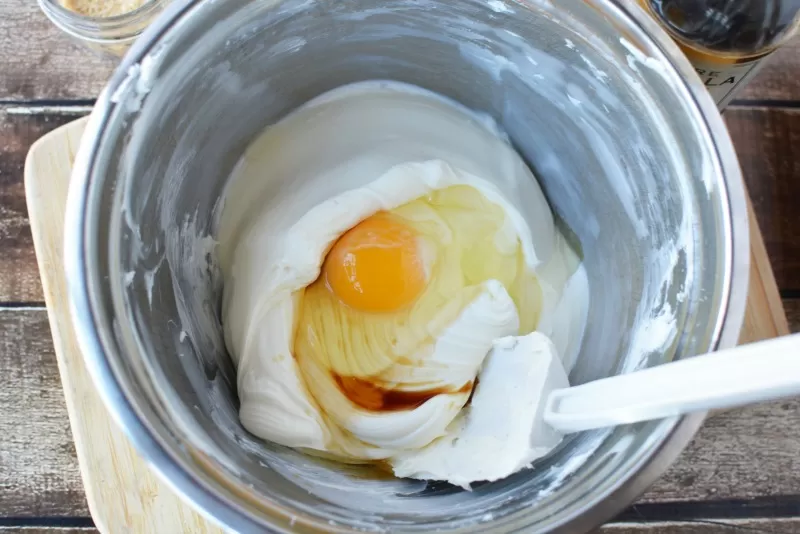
[544,333,800,433]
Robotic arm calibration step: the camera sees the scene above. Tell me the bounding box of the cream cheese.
[391,332,568,489]
[218,81,589,484]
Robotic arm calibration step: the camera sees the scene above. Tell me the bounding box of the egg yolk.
[323,213,426,313]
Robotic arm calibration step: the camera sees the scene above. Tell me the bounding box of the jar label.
[689,56,767,108]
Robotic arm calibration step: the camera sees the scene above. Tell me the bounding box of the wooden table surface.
[1,4,800,534]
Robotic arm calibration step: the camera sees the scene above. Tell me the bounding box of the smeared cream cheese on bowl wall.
[218,81,590,489]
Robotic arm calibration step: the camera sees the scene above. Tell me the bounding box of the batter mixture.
[61,0,146,17]
[218,81,589,488]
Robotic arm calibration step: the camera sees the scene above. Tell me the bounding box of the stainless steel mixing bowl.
[65,0,749,531]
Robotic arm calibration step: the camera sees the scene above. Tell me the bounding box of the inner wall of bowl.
[101,0,724,530]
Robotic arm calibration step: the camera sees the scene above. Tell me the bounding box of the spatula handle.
[544,334,800,434]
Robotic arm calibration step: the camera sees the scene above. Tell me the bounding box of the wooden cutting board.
[24,117,789,533]
[25,117,225,534]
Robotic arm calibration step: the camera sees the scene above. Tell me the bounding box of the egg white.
[230,160,538,458]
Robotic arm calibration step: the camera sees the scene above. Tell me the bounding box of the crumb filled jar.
[38,0,170,57]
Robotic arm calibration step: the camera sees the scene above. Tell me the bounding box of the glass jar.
[38,0,170,58]
[640,0,800,108]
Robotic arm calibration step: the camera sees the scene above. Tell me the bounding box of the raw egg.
[294,185,543,420]
[323,213,427,313]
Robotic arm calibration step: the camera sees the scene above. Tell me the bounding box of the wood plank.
[21,521,796,534]
[1,106,797,305]
[726,107,800,292]
[0,305,795,522]
[0,107,85,303]
[0,304,797,520]
[601,517,800,533]
[0,309,88,517]
[0,1,796,103]
[785,298,799,333]
[642,396,800,502]
[5,521,800,534]
[0,1,114,101]
[739,37,800,102]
